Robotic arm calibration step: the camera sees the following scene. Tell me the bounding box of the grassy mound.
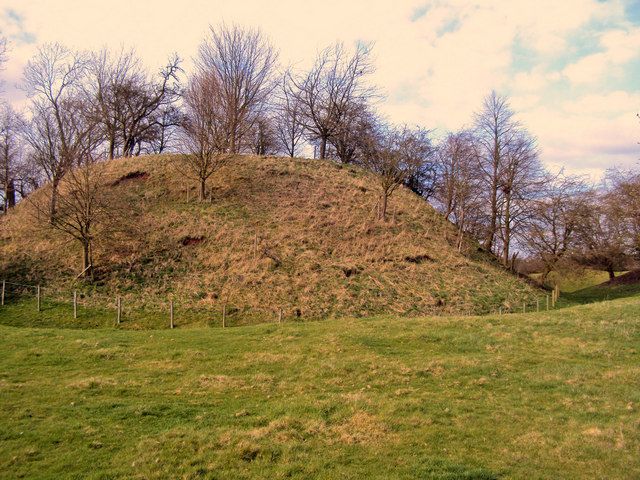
[0,154,539,321]
[1,296,639,478]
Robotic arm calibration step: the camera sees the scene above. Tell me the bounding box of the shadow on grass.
[558,281,640,308]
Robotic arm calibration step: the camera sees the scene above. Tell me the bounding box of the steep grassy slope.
[0,154,539,320]
[0,297,639,479]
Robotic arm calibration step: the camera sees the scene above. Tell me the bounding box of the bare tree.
[329,101,379,164]
[402,126,438,200]
[525,175,591,283]
[496,130,545,268]
[273,74,305,157]
[146,104,183,154]
[248,114,278,156]
[604,167,640,257]
[179,72,232,200]
[363,126,428,221]
[88,48,181,158]
[434,131,484,250]
[290,42,375,159]
[27,143,113,279]
[572,188,630,280]
[474,91,519,253]
[0,105,24,212]
[23,43,99,221]
[196,23,278,154]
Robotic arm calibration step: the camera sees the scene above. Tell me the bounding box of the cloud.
[562,26,640,84]
[0,0,637,178]
[2,7,36,45]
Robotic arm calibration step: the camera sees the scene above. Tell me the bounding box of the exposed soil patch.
[342,266,361,278]
[404,254,434,264]
[111,170,149,186]
[181,236,205,247]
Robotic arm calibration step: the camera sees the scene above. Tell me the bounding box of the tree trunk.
[82,239,93,279]
[540,267,551,286]
[6,179,16,210]
[607,266,615,281]
[108,135,116,159]
[380,192,388,221]
[319,136,327,160]
[484,138,500,252]
[485,180,497,252]
[502,196,511,267]
[200,178,206,201]
[50,176,60,223]
[456,209,466,252]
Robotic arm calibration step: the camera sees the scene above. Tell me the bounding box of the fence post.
[170,300,174,329]
[546,295,549,310]
[1,280,4,306]
[37,285,41,312]
[73,290,77,319]
[499,307,502,315]
[222,304,226,328]
[117,296,121,324]
[278,308,282,324]
[523,303,526,313]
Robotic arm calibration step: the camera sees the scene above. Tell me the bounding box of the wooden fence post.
[117,296,121,324]
[170,300,174,329]
[523,303,526,313]
[1,280,4,306]
[499,307,502,315]
[222,304,226,328]
[73,290,77,319]
[546,295,549,310]
[37,285,41,312]
[278,308,282,324]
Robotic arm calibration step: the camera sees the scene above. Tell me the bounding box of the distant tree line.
[0,25,638,280]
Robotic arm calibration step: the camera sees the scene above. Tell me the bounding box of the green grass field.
[530,269,622,293]
[1,290,639,479]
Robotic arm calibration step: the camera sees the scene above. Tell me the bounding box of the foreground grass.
[1,299,639,479]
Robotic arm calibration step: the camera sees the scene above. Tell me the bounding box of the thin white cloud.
[562,26,640,84]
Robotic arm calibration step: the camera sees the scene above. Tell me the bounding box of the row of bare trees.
[0,24,420,279]
[178,24,433,218]
[433,92,545,267]
[432,91,639,278]
[0,25,637,281]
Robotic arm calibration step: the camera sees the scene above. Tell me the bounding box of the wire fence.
[0,279,317,329]
[0,278,561,329]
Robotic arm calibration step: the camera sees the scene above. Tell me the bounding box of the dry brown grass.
[0,154,540,318]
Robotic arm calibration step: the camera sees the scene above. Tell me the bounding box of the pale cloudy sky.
[0,0,639,178]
